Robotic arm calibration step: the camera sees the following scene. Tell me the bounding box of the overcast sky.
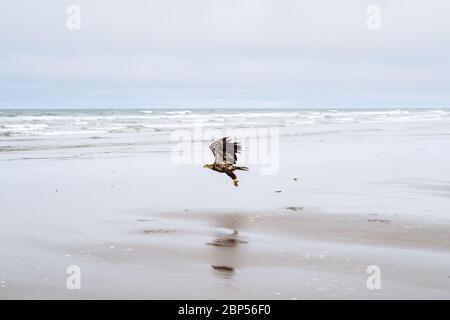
[1,0,449,108]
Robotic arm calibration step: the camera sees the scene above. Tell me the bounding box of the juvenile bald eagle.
[203,137,249,187]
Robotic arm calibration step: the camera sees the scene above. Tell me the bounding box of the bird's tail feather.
[235,166,249,171]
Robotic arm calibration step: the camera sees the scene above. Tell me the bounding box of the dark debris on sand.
[367,218,391,224]
[286,206,304,212]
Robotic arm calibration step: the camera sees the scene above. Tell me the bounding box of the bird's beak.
[203,164,207,168]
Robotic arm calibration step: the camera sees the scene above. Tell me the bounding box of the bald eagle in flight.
[203,137,249,187]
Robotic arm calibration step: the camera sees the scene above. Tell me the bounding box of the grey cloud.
[0,0,449,108]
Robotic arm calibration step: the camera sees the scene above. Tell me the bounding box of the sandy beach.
[1,109,450,299]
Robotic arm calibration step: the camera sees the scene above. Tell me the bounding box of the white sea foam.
[164,110,192,115]
[0,109,449,137]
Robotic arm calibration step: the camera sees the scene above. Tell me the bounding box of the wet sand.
[2,208,449,299]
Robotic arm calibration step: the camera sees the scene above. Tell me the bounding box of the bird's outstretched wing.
[209,137,241,165]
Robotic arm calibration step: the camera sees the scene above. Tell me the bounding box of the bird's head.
[203,164,213,169]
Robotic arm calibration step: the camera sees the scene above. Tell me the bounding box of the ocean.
[1,108,450,161]
[1,108,449,137]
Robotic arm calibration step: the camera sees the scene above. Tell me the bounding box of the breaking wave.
[0,108,449,137]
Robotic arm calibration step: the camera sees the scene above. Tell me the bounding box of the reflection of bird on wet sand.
[207,238,248,247]
[206,214,249,278]
[203,137,249,187]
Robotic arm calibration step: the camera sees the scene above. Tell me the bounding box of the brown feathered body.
[203,137,248,187]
